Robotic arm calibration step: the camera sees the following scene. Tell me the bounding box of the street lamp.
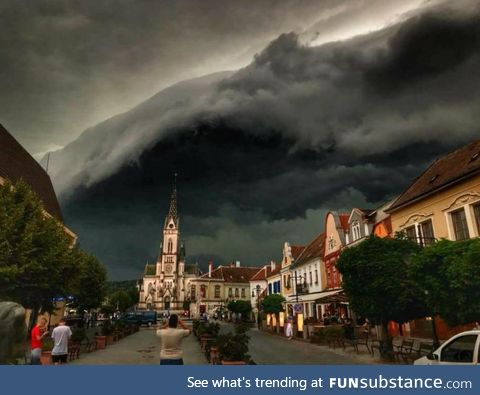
[255,284,261,329]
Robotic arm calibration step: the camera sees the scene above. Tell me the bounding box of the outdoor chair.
[68,342,81,361]
[404,342,434,364]
[393,339,414,363]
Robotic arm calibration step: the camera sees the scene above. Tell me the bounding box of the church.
[138,182,199,312]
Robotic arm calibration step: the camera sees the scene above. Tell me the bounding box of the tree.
[411,239,480,328]
[71,248,107,312]
[337,236,427,352]
[0,180,77,313]
[227,300,252,321]
[108,290,134,312]
[261,294,285,314]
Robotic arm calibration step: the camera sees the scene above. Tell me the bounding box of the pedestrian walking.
[51,317,72,365]
[30,317,49,365]
[285,318,293,340]
[156,314,191,365]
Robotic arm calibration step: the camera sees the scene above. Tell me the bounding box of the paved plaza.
[70,322,378,365]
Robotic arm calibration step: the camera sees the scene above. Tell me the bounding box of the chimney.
[270,260,276,271]
[208,261,213,278]
[236,260,240,268]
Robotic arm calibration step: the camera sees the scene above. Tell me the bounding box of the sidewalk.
[70,327,207,365]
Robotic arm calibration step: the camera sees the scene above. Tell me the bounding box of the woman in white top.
[156,314,191,365]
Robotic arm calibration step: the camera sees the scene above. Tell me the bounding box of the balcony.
[295,283,309,295]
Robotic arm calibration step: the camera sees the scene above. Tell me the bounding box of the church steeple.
[164,173,179,229]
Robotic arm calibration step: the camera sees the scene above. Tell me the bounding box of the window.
[167,238,173,253]
[228,288,233,297]
[309,270,313,286]
[451,208,470,240]
[474,204,480,235]
[214,285,221,298]
[200,285,206,298]
[190,285,196,299]
[419,220,435,246]
[405,225,416,241]
[352,221,361,241]
[241,288,245,298]
[314,269,318,284]
[235,288,239,297]
[440,335,477,363]
[268,283,272,295]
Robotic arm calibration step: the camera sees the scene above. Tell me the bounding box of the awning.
[286,289,343,304]
[315,290,348,304]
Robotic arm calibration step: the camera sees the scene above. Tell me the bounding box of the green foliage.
[227,300,252,320]
[71,327,86,344]
[109,289,135,312]
[0,180,75,311]
[72,248,107,311]
[217,330,250,362]
[100,304,115,316]
[261,294,285,314]
[411,239,480,327]
[101,320,114,336]
[337,236,427,325]
[42,337,54,351]
[0,180,107,314]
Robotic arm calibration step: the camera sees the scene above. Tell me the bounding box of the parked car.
[414,330,480,365]
[122,311,157,326]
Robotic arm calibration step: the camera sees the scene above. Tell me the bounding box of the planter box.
[95,336,107,350]
[40,351,52,365]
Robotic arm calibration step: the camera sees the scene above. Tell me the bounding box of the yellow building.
[388,140,480,244]
[189,262,260,317]
[280,242,304,299]
[387,139,480,339]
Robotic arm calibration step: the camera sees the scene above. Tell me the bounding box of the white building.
[138,182,199,312]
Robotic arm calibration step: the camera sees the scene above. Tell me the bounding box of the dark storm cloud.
[0,0,359,154]
[44,2,480,279]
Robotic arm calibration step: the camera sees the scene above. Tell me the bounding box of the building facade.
[138,184,198,312]
[189,262,260,317]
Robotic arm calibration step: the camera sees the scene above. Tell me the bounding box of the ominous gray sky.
[2,0,429,156]
[2,0,480,279]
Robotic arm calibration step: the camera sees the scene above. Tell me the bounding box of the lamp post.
[255,285,261,329]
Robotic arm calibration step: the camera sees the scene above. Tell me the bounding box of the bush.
[101,320,114,336]
[217,331,250,362]
[71,327,86,344]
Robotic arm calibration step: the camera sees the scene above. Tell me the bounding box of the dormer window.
[351,221,361,241]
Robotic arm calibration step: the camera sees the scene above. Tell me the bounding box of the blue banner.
[1,366,477,395]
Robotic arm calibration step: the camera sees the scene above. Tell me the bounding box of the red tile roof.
[293,232,325,267]
[389,139,480,212]
[338,213,350,232]
[290,245,305,260]
[199,266,261,283]
[249,262,285,281]
[0,124,63,221]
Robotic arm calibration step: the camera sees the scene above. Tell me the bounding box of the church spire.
[165,173,178,227]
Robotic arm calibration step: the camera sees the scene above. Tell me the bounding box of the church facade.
[138,184,199,312]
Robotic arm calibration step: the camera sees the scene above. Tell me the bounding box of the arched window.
[167,238,173,253]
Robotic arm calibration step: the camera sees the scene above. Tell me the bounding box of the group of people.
[30,316,72,365]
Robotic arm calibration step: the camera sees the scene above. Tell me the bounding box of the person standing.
[51,318,72,365]
[156,314,191,365]
[285,317,293,340]
[30,317,49,365]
